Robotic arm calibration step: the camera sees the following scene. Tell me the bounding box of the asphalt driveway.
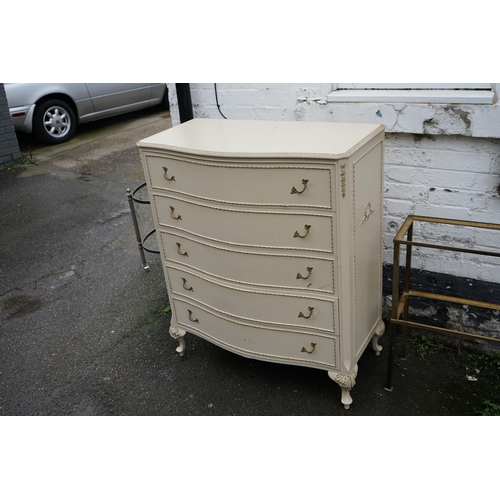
[1,108,499,416]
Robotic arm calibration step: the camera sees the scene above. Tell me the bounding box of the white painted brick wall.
[384,133,500,281]
[167,83,500,283]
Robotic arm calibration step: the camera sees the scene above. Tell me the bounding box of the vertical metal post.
[127,188,150,271]
[175,83,193,123]
[385,240,401,391]
[401,221,413,359]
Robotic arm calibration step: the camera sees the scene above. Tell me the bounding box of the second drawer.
[153,194,335,253]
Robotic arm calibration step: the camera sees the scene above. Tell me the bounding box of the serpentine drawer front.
[172,299,338,370]
[153,194,334,252]
[159,231,335,293]
[167,266,337,333]
[144,154,333,208]
[138,118,386,409]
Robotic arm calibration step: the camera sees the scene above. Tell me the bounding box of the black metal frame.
[127,182,159,271]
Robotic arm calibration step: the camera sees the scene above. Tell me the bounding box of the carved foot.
[169,326,186,356]
[372,319,385,356]
[328,365,358,409]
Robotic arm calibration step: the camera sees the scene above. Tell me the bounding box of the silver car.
[5,83,169,144]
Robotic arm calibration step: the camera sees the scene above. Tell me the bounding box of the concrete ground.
[1,107,499,416]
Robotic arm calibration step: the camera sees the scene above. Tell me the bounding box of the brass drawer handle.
[296,266,313,280]
[188,309,199,323]
[182,278,194,291]
[294,224,311,239]
[162,166,176,181]
[176,242,188,257]
[170,206,182,220]
[291,179,309,194]
[298,306,314,319]
[301,342,317,354]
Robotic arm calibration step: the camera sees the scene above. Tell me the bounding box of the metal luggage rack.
[127,182,160,271]
[386,215,500,391]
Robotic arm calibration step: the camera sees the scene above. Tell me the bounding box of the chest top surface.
[137,119,385,159]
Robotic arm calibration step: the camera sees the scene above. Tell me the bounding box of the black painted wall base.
[382,263,500,348]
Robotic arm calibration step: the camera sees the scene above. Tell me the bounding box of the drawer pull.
[291,179,309,194]
[182,278,194,291]
[293,224,311,239]
[162,166,176,181]
[188,309,199,323]
[296,266,313,280]
[298,306,314,319]
[176,242,188,257]
[170,206,182,220]
[301,342,317,354]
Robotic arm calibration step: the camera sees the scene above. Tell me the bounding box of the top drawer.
[142,153,333,208]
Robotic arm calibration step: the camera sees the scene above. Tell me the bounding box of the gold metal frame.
[385,215,500,390]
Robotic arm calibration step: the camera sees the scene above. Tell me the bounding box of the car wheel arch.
[35,93,79,123]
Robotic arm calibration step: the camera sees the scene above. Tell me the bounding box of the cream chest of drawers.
[138,118,385,409]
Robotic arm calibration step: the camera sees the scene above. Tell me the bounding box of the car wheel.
[33,99,77,144]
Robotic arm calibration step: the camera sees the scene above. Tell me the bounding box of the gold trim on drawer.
[160,231,335,294]
[153,194,335,253]
[166,267,338,335]
[144,154,334,209]
[172,299,338,370]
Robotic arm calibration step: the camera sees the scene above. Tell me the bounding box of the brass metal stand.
[385,215,500,391]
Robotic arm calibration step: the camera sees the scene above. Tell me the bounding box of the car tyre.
[33,98,77,144]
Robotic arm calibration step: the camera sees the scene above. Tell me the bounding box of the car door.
[85,83,152,116]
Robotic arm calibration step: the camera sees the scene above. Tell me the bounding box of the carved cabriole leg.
[372,319,385,356]
[328,365,358,410]
[169,326,186,356]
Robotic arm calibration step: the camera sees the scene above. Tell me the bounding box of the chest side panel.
[352,140,384,357]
